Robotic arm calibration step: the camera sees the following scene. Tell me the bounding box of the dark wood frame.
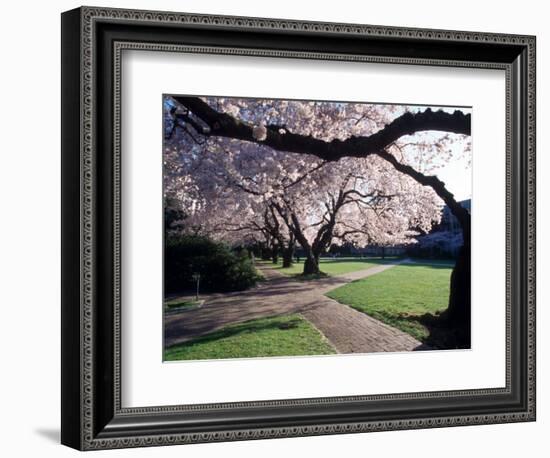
[61,6,536,450]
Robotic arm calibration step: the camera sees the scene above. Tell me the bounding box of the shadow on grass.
[165,299,200,309]
[287,258,454,280]
[401,312,470,350]
[291,272,330,281]
[402,259,457,270]
[316,257,400,264]
[259,257,395,268]
[166,315,300,350]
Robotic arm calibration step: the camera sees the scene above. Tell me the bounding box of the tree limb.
[172,96,471,162]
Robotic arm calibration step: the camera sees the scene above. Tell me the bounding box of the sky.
[436,153,472,202]
[409,105,472,202]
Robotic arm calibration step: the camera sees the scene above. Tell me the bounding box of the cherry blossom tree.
[164,95,472,344]
[165,97,450,271]
[268,155,443,274]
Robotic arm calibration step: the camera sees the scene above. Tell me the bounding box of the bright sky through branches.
[409,105,472,202]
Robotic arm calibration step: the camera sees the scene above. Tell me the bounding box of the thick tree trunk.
[447,245,471,319]
[303,252,320,275]
[271,242,279,264]
[260,245,270,261]
[443,224,471,347]
[282,244,294,268]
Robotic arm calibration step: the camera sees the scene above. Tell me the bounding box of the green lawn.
[260,257,393,277]
[164,314,336,361]
[164,299,201,310]
[326,261,454,343]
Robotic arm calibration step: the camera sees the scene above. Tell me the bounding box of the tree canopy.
[165,96,470,270]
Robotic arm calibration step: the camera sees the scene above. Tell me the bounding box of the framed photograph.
[61,6,536,450]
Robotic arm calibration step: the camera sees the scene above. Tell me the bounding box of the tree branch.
[172,96,471,162]
[376,149,470,240]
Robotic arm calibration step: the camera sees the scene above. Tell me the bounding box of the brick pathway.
[164,261,428,353]
[300,299,425,353]
[273,261,427,353]
[165,259,427,353]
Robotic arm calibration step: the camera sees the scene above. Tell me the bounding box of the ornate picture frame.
[61,6,536,450]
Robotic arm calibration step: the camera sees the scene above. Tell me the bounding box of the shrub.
[164,235,258,294]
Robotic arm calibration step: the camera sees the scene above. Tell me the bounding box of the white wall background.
[0,0,545,456]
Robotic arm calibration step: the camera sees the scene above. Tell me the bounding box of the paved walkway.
[165,259,427,353]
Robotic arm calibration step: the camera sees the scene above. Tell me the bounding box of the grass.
[258,257,393,277]
[164,314,336,361]
[254,267,267,282]
[164,299,201,310]
[326,260,454,343]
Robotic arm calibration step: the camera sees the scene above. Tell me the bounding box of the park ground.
[164,257,454,361]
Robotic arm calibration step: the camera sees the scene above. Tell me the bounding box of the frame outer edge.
[68,6,536,450]
[526,36,536,421]
[80,6,97,451]
[61,7,84,451]
[80,5,535,43]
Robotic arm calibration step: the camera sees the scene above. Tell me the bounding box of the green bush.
[165,235,258,293]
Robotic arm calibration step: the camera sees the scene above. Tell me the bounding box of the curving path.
[164,260,427,353]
